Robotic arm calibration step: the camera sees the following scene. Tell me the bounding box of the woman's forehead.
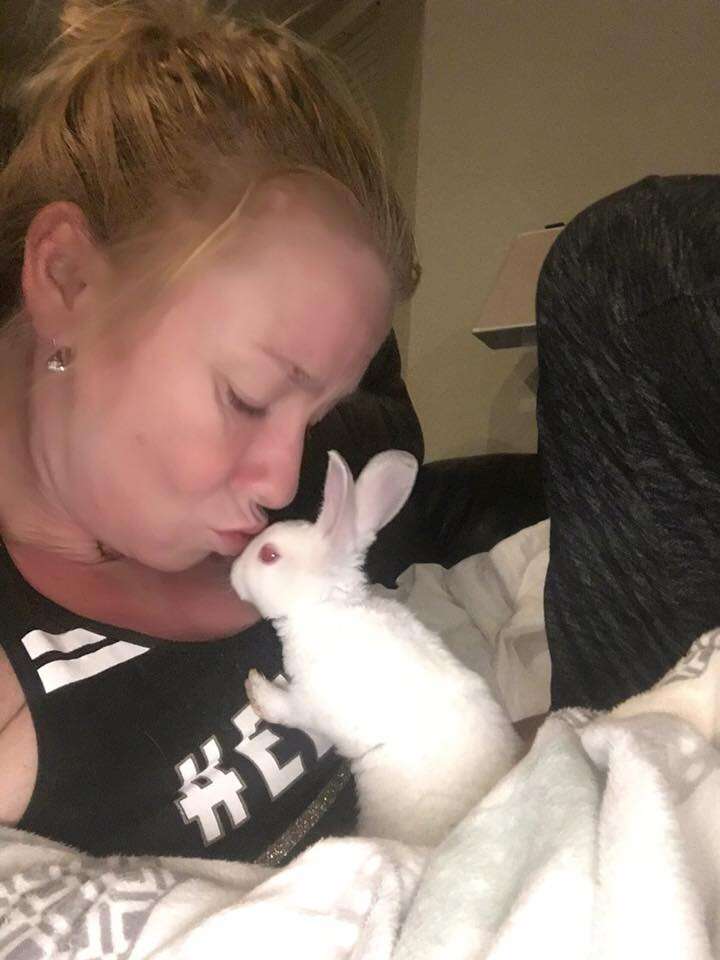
[148,209,389,375]
[210,182,392,334]
[241,170,373,242]
[112,173,391,379]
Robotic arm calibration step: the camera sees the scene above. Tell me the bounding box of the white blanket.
[397,629,720,959]
[5,520,720,959]
[377,518,551,723]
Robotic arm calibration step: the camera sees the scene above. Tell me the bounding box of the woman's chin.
[111,532,253,573]
[125,543,211,574]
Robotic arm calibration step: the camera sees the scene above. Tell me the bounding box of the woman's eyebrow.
[257,345,362,402]
[258,345,324,393]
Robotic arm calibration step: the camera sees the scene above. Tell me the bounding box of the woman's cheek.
[169,443,240,496]
[134,394,246,496]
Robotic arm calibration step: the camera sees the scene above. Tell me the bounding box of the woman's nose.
[237,422,305,512]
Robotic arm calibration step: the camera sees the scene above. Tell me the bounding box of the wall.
[404,0,720,460]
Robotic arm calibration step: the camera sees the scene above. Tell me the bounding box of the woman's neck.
[6,540,261,641]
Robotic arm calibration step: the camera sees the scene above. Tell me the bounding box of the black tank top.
[0,540,356,864]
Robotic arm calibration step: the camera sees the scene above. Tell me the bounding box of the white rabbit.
[231,449,522,846]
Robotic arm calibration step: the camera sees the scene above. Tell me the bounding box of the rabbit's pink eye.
[259,543,280,564]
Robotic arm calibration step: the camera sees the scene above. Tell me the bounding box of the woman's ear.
[21,201,106,342]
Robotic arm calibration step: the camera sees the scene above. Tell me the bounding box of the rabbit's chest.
[277,606,436,722]
[282,607,361,656]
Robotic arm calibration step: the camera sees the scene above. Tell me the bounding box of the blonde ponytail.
[0,0,419,319]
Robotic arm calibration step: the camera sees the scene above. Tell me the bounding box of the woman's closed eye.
[224,379,357,426]
[226,387,267,419]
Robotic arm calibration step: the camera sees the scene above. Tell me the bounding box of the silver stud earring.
[47,341,74,373]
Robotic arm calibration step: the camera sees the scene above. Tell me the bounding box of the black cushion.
[366,453,548,586]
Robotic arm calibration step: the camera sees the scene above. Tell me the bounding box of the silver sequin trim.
[254,762,352,867]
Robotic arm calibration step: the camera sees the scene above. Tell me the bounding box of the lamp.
[473,225,564,349]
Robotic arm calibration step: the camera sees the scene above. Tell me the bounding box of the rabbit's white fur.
[231,450,521,846]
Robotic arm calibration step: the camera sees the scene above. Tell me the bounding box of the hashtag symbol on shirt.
[175,736,249,845]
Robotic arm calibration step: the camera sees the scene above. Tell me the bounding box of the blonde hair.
[0,0,419,323]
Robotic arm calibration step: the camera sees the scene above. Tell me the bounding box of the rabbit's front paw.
[245,669,292,726]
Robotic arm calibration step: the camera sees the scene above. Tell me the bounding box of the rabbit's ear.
[316,450,357,550]
[354,450,418,551]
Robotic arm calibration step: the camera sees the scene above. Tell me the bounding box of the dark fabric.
[0,538,357,862]
[367,453,547,587]
[537,173,720,711]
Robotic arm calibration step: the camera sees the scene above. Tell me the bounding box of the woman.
[0,0,421,864]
